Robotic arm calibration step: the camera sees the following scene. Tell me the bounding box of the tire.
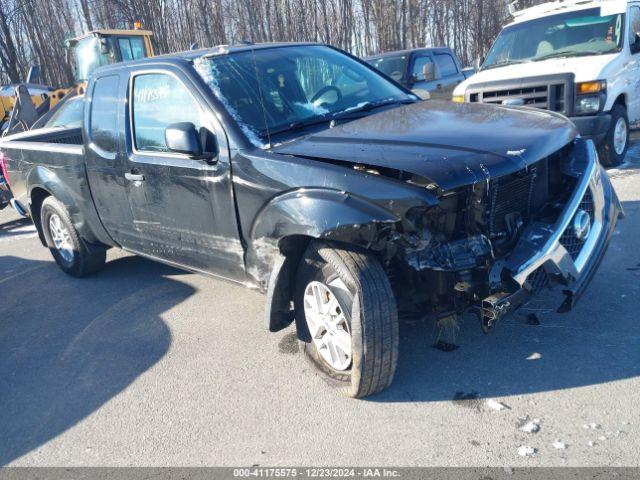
[597,104,628,167]
[40,196,106,277]
[294,241,399,398]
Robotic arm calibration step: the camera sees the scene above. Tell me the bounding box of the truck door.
[124,68,245,280]
[627,5,640,123]
[84,74,138,245]
[433,52,463,100]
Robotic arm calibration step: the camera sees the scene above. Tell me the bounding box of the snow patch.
[521,419,541,434]
[194,57,266,148]
[517,446,536,457]
[552,440,566,449]
[486,399,508,411]
[293,102,329,116]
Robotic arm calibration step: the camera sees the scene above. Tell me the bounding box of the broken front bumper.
[486,140,622,318]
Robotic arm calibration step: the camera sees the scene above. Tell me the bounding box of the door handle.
[125,171,145,182]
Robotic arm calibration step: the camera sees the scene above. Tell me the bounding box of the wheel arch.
[26,165,113,247]
[251,188,401,333]
[29,185,52,246]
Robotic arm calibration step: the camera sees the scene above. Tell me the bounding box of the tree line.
[0,0,545,87]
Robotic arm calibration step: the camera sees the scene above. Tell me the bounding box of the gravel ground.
[1,136,639,467]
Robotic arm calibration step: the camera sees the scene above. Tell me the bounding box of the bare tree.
[0,0,550,87]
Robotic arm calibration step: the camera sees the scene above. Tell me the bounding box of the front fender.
[248,188,401,332]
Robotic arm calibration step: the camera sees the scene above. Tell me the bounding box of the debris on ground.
[521,419,541,433]
[526,352,542,360]
[434,340,459,352]
[598,435,607,441]
[486,399,509,411]
[526,313,541,325]
[583,423,601,430]
[517,446,537,457]
[552,440,567,449]
[588,441,596,447]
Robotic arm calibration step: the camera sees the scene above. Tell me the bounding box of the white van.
[453,0,640,166]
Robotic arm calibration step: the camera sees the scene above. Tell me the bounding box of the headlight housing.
[575,95,601,115]
[574,80,606,115]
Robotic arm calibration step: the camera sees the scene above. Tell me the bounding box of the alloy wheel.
[49,213,74,263]
[303,279,352,371]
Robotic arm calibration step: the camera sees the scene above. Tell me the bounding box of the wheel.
[40,196,106,277]
[598,104,628,167]
[294,241,399,398]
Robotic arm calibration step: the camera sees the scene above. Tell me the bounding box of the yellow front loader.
[2,27,154,135]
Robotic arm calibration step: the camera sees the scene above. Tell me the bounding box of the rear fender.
[27,165,104,246]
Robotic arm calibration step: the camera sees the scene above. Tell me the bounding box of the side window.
[90,75,119,153]
[411,56,434,81]
[132,73,206,153]
[119,37,146,61]
[44,97,84,129]
[434,53,458,77]
[629,6,640,50]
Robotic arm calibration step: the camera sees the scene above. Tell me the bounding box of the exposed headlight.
[452,95,465,103]
[575,95,601,115]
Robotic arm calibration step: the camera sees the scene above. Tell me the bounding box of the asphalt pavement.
[1,137,639,467]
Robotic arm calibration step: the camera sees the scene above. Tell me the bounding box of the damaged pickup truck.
[0,43,622,397]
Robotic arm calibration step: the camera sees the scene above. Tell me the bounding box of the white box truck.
[453,0,640,166]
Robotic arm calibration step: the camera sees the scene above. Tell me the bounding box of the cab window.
[131,73,207,153]
[119,37,146,61]
[629,6,640,50]
[89,75,119,153]
[434,53,458,77]
[45,97,84,129]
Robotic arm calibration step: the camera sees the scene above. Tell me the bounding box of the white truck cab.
[453,0,640,166]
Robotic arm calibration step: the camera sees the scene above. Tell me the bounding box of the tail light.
[0,151,9,186]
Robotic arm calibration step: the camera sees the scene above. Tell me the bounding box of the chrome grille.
[471,86,549,109]
[559,189,595,260]
[467,75,572,114]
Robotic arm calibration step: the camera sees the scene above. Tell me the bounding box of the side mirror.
[165,122,218,160]
[165,122,202,156]
[632,33,640,53]
[422,63,436,81]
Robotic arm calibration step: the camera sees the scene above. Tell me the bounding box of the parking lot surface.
[1,138,639,467]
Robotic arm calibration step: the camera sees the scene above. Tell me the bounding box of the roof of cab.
[507,0,629,26]
[364,46,453,60]
[93,41,320,75]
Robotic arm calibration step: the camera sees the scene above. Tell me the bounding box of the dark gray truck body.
[0,43,622,378]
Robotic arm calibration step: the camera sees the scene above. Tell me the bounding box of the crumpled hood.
[271,100,577,191]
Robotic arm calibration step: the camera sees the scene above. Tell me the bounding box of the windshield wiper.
[261,115,333,137]
[481,59,529,71]
[261,98,416,137]
[332,98,417,121]
[533,50,609,61]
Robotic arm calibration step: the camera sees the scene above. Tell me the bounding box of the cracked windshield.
[195,45,414,141]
